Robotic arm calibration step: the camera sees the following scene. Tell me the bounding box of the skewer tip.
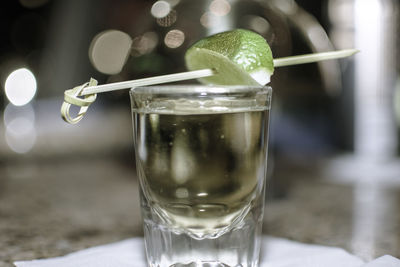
[346,48,360,55]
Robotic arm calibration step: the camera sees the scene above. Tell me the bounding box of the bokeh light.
[164,29,185,48]
[4,103,36,154]
[5,68,37,106]
[131,32,159,57]
[151,1,171,18]
[4,103,35,126]
[157,9,177,27]
[209,0,231,16]
[247,16,271,35]
[89,30,132,75]
[200,12,217,28]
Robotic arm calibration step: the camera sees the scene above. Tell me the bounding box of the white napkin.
[14,236,400,267]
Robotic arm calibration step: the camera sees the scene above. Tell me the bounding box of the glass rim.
[129,84,272,96]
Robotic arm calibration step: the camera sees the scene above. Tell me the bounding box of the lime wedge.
[185,29,274,86]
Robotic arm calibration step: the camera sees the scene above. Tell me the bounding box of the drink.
[60,27,358,267]
[135,110,268,236]
[131,85,271,267]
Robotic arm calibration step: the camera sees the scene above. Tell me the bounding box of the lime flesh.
[185,29,274,86]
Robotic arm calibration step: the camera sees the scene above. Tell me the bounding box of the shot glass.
[130,85,272,267]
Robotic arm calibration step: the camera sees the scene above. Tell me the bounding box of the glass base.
[170,260,231,267]
[142,199,263,267]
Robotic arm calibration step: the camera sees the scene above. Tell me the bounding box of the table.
[1,156,399,267]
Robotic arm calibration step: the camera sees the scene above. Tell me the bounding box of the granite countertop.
[1,156,399,266]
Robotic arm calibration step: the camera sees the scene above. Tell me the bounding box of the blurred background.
[0,0,399,266]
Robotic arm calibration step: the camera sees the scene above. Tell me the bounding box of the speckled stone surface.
[1,157,399,267]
